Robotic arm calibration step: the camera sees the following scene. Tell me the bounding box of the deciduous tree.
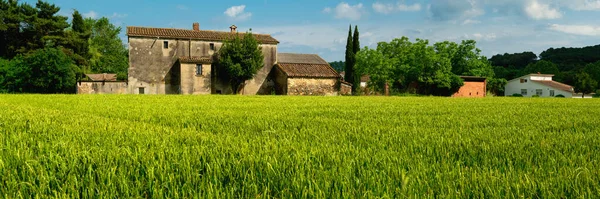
[574,72,597,98]
[217,32,264,94]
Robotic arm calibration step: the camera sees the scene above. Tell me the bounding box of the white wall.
[505,78,572,97]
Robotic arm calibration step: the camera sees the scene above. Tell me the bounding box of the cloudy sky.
[22,0,600,62]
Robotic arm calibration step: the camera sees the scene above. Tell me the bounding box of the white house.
[505,74,574,97]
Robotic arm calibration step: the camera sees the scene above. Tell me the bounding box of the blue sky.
[22,0,600,62]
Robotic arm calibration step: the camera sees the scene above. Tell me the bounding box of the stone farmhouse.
[124,22,344,95]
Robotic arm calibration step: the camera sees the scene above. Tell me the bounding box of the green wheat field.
[0,95,599,198]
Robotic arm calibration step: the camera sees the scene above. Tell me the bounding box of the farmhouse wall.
[128,37,277,95]
[180,63,212,95]
[77,82,128,94]
[287,78,337,96]
[453,81,486,97]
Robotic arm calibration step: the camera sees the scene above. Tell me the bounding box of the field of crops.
[0,95,599,198]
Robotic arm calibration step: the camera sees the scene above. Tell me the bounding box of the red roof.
[277,53,340,78]
[127,26,279,44]
[531,80,574,92]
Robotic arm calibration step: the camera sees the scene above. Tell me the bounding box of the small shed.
[453,76,487,97]
[77,73,127,94]
[273,53,341,95]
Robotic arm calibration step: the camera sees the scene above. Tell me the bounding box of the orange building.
[453,76,487,97]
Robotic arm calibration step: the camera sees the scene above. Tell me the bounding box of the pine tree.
[352,25,360,91]
[345,25,354,91]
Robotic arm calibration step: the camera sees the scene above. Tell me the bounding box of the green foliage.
[489,52,537,69]
[555,94,565,98]
[593,93,600,98]
[574,72,598,98]
[540,45,600,70]
[512,93,523,97]
[532,95,540,97]
[1,95,600,197]
[344,25,355,91]
[86,17,128,80]
[217,32,264,94]
[3,47,76,93]
[584,61,600,88]
[328,61,345,72]
[521,60,560,77]
[356,37,479,96]
[486,78,508,96]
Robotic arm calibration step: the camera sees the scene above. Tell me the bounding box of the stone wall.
[287,78,338,96]
[453,81,486,97]
[180,63,211,94]
[128,37,277,95]
[77,82,128,94]
[340,82,352,95]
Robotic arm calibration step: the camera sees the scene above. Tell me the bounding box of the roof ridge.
[126,26,274,36]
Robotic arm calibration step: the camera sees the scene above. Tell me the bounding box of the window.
[163,41,168,49]
[520,79,528,83]
[550,90,555,97]
[521,89,527,96]
[536,89,543,96]
[139,87,145,94]
[196,64,202,76]
[210,43,215,51]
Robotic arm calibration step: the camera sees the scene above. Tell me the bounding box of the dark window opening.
[210,43,215,51]
[139,87,145,94]
[216,90,222,94]
[163,41,168,49]
[196,64,202,76]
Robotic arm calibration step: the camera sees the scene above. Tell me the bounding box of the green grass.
[1,95,599,198]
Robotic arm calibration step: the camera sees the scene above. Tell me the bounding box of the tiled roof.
[278,53,328,65]
[276,53,339,78]
[127,27,279,44]
[532,80,574,92]
[179,56,213,64]
[86,73,117,81]
[277,63,341,78]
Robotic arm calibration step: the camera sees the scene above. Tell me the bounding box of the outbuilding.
[273,53,342,95]
[453,76,487,97]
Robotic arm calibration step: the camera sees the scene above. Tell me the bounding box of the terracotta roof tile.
[278,53,328,65]
[179,56,213,64]
[85,73,117,81]
[532,80,574,92]
[277,63,340,78]
[276,53,339,78]
[127,27,279,44]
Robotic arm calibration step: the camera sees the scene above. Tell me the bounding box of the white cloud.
[83,11,98,19]
[462,19,481,25]
[471,33,497,41]
[373,2,421,14]
[324,2,364,20]
[224,5,252,21]
[563,0,600,11]
[549,24,600,36]
[525,0,562,20]
[110,13,128,19]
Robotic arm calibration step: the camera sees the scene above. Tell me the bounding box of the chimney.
[230,25,237,33]
[193,22,199,31]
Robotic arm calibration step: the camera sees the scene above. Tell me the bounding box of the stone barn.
[273,53,342,96]
[453,76,487,97]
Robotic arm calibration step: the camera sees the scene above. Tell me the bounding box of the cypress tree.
[352,25,360,91]
[345,25,354,89]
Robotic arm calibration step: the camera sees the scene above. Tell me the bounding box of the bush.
[555,94,565,98]
[512,93,523,97]
[3,48,76,93]
[592,93,600,98]
[532,95,540,98]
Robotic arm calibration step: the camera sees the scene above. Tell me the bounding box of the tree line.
[0,0,128,93]
[332,34,599,96]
